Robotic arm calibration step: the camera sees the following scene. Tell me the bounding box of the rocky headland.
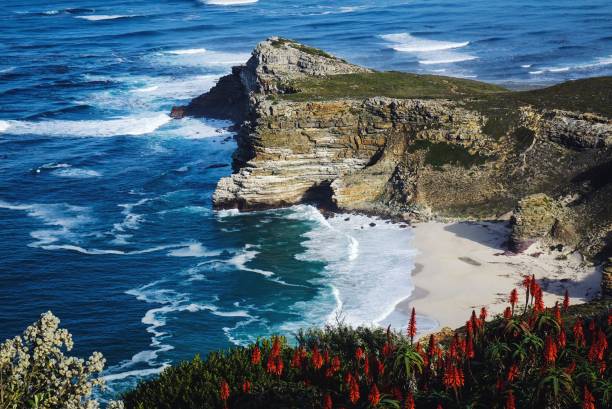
[172,37,612,296]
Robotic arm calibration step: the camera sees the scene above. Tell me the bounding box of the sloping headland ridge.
[172,37,612,294]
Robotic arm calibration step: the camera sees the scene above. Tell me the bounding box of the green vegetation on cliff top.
[281,71,612,118]
[281,71,507,101]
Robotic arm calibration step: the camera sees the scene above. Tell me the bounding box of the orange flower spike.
[368,384,381,406]
[573,318,586,347]
[509,288,519,310]
[271,337,281,358]
[311,346,324,370]
[503,307,512,320]
[251,345,261,365]
[563,289,570,311]
[349,376,360,404]
[290,349,301,368]
[405,392,415,409]
[559,328,567,349]
[364,356,370,377]
[436,405,443,409]
[583,386,596,409]
[323,393,333,409]
[507,363,519,382]
[355,347,365,361]
[274,356,284,376]
[505,390,516,409]
[544,335,558,364]
[408,307,417,342]
[479,307,488,323]
[331,356,341,373]
[242,379,251,394]
[219,380,230,402]
[427,334,437,357]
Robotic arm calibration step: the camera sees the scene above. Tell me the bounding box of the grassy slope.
[280,70,612,119]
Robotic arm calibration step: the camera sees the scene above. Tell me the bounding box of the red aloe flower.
[563,289,570,311]
[405,392,415,409]
[392,387,403,401]
[311,346,323,370]
[323,349,330,365]
[251,345,261,365]
[588,329,608,362]
[271,337,281,358]
[355,347,365,361]
[510,288,519,313]
[565,361,576,375]
[427,334,437,358]
[496,377,504,392]
[583,386,595,409]
[219,380,230,402]
[479,307,488,323]
[529,274,537,297]
[544,335,558,364]
[291,348,302,368]
[533,285,545,314]
[364,356,370,378]
[573,318,586,347]
[408,307,417,342]
[507,363,519,383]
[436,405,443,409]
[443,363,464,389]
[349,375,360,404]
[466,334,475,359]
[506,390,516,409]
[559,328,567,349]
[375,357,385,376]
[242,379,251,394]
[504,307,512,320]
[275,356,284,376]
[331,356,341,373]
[368,384,381,406]
[382,342,392,358]
[323,393,333,409]
[470,310,480,330]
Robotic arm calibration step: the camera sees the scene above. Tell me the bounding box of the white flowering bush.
[0,311,106,409]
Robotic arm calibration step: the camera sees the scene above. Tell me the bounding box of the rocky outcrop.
[177,37,612,260]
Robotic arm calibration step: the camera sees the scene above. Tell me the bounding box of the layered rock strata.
[174,37,612,265]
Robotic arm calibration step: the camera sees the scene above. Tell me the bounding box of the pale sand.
[396,221,602,335]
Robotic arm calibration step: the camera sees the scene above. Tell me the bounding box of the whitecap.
[166,48,208,55]
[157,49,250,69]
[75,15,134,21]
[381,33,469,53]
[203,0,259,5]
[168,242,223,257]
[227,244,274,277]
[103,366,168,382]
[0,113,171,137]
[52,168,101,178]
[418,54,478,65]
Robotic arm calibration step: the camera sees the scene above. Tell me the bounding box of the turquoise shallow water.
[1,0,611,400]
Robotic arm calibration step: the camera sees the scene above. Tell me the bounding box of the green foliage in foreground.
[122,283,611,409]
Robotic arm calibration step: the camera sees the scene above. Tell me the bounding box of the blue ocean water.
[1,0,611,399]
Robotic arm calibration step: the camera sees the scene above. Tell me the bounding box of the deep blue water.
[1,0,611,400]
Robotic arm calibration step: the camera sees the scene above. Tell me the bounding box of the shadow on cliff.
[443,221,511,251]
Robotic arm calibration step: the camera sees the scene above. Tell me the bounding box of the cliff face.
[176,37,612,266]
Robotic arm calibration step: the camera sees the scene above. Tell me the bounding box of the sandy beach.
[396,221,602,335]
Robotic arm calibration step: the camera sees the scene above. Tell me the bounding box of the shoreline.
[395,221,602,336]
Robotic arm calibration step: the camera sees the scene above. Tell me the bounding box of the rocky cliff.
[174,38,612,273]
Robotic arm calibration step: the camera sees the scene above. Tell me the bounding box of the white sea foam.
[166,48,208,55]
[0,121,10,133]
[381,33,469,53]
[203,0,259,5]
[158,49,250,69]
[76,15,134,21]
[0,113,171,137]
[228,244,274,277]
[283,205,419,331]
[168,242,223,257]
[529,55,612,75]
[52,168,101,178]
[381,33,477,66]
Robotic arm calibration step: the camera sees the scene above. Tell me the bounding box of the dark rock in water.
[206,163,230,170]
[344,217,350,221]
[369,222,376,227]
[170,106,185,119]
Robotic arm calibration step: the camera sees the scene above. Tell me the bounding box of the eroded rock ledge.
[174,37,612,267]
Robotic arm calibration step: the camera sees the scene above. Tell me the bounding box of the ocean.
[1,0,610,400]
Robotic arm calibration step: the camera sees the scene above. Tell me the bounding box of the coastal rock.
[178,38,612,260]
[603,258,612,297]
[510,194,577,253]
